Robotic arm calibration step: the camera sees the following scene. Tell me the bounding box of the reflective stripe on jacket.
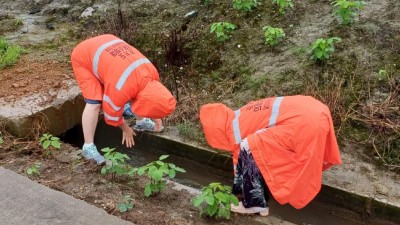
[71,34,159,126]
[200,95,342,209]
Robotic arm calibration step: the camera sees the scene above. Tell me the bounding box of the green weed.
[39,133,61,150]
[133,155,186,197]
[118,195,134,213]
[193,183,239,219]
[210,22,237,42]
[101,147,131,179]
[232,0,261,12]
[310,37,341,61]
[0,37,23,69]
[27,162,41,176]
[333,0,365,25]
[272,0,294,14]
[262,26,285,47]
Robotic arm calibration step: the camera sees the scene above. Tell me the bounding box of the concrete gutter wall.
[0,82,85,138]
[134,132,400,224]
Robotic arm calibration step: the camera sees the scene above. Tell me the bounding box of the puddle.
[61,120,394,225]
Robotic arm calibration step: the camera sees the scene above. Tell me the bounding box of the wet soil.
[0,136,264,225]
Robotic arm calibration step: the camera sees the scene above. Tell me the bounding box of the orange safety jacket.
[200,95,342,209]
[71,34,163,126]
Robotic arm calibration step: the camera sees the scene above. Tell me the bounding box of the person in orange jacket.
[200,95,342,216]
[71,34,176,165]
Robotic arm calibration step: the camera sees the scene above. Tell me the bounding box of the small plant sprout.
[134,155,186,197]
[39,133,61,150]
[262,26,285,47]
[192,183,239,219]
[333,0,365,25]
[210,22,237,42]
[118,195,134,213]
[310,37,341,61]
[0,131,3,144]
[272,0,294,14]
[232,0,261,12]
[101,147,131,179]
[378,69,387,81]
[202,0,211,6]
[27,162,42,176]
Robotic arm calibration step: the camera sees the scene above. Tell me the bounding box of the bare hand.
[120,123,136,148]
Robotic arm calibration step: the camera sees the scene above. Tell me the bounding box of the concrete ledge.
[0,82,85,138]
[135,131,400,224]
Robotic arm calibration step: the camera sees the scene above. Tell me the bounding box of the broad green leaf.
[229,195,239,205]
[159,155,169,160]
[193,196,204,207]
[207,202,218,216]
[205,195,215,205]
[174,167,186,173]
[151,169,163,181]
[168,169,176,178]
[215,192,227,202]
[144,185,152,197]
[137,167,146,176]
[51,141,60,149]
[126,203,133,209]
[43,140,50,149]
[101,167,107,174]
[118,203,127,212]
[51,137,60,141]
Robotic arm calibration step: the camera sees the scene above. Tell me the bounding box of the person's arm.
[119,122,136,148]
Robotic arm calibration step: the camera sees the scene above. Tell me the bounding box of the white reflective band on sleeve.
[268,96,284,127]
[232,109,242,144]
[103,94,121,111]
[116,58,151,91]
[103,112,120,121]
[92,39,124,79]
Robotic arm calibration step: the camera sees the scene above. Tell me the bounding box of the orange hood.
[131,80,176,119]
[199,103,235,152]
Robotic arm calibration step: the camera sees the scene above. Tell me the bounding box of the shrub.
[232,0,261,12]
[193,183,239,219]
[333,0,365,25]
[101,147,131,178]
[0,37,23,69]
[262,26,285,46]
[210,22,237,42]
[310,37,341,61]
[272,0,294,14]
[134,155,186,197]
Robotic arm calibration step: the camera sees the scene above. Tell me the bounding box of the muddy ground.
[0,134,262,225]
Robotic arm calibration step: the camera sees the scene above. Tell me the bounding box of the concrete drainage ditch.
[61,119,400,225]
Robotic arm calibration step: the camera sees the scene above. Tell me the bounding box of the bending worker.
[71,34,176,165]
[200,95,342,216]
